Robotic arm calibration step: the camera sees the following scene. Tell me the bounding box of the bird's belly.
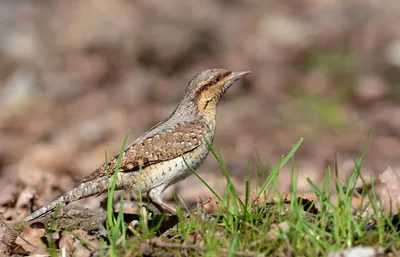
[150,146,210,191]
[122,145,210,194]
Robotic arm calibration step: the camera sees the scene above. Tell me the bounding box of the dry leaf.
[14,225,46,254]
[15,187,36,217]
[378,166,400,215]
[59,229,100,257]
[59,231,76,257]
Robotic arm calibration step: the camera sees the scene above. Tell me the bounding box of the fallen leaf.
[59,229,100,257]
[14,224,46,254]
[59,231,76,256]
[15,187,36,217]
[377,166,400,215]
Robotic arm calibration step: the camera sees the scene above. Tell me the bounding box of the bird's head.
[182,69,250,117]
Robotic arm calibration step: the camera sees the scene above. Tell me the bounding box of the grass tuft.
[40,133,400,256]
[105,130,130,257]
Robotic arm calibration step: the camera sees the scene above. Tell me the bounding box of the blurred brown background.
[1,0,400,213]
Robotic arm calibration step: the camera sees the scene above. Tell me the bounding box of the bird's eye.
[215,77,220,82]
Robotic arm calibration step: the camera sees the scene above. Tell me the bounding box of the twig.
[0,214,36,248]
[188,197,212,215]
[144,237,264,257]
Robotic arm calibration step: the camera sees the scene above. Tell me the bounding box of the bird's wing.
[83,121,205,182]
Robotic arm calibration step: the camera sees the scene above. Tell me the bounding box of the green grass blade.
[106,131,130,256]
[252,138,303,210]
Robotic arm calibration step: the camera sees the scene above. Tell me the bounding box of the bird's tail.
[23,177,112,222]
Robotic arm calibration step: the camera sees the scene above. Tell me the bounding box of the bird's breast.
[146,143,211,191]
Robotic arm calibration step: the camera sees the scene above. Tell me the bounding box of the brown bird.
[24,69,250,222]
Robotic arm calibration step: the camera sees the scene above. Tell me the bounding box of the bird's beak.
[227,71,251,82]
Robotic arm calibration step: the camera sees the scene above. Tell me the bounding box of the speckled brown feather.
[83,120,207,181]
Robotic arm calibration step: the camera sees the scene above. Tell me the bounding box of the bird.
[23,69,250,222]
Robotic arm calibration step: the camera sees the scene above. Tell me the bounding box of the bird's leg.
[149,188,176,215]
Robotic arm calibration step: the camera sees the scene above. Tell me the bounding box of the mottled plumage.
[24,69,250,222]
[84,121,207,181]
